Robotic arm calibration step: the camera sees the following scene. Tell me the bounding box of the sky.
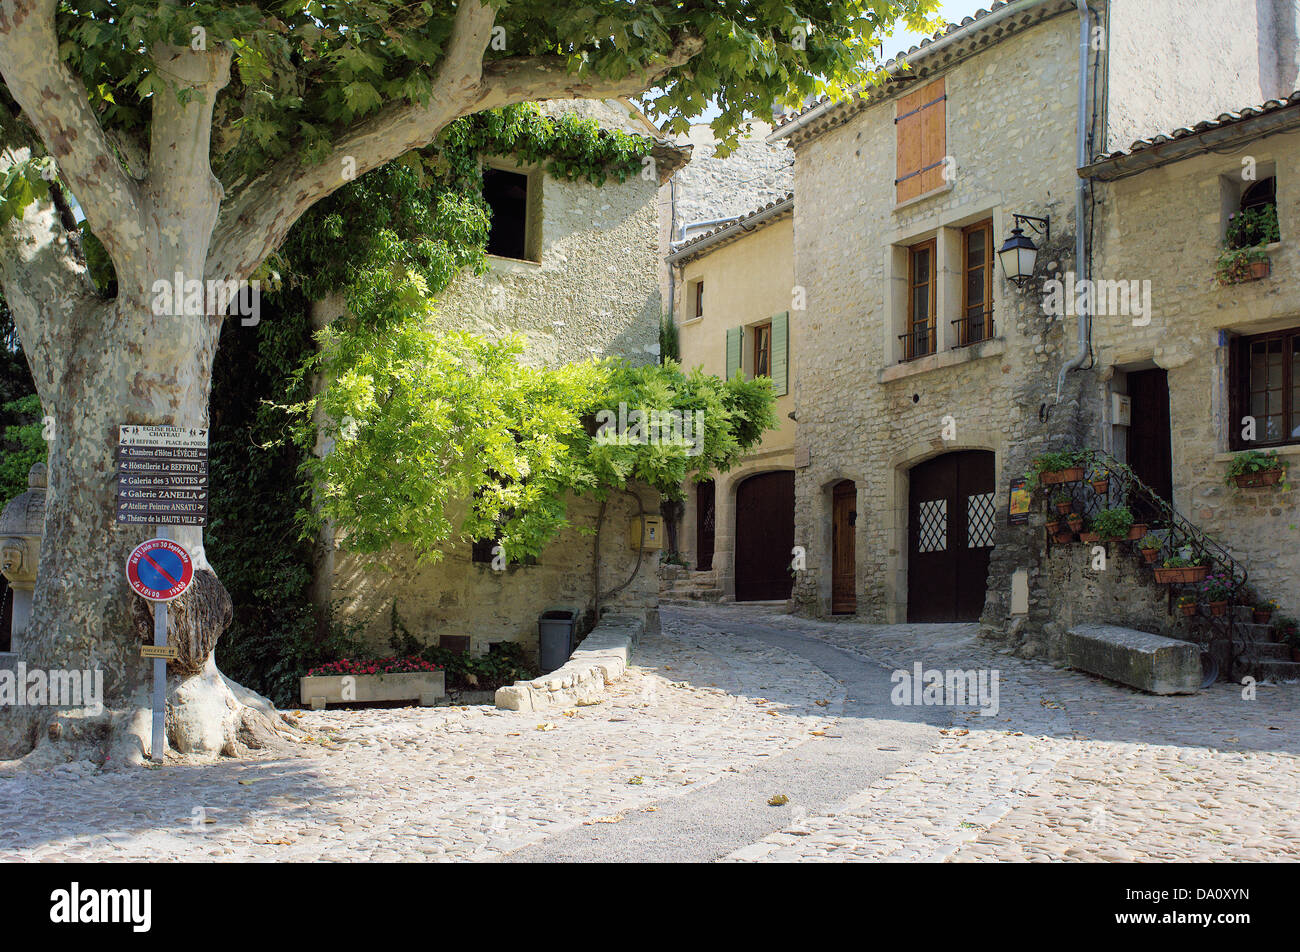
[886,0,1000,59]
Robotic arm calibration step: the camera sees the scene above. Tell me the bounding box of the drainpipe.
[1056,0,1094,399]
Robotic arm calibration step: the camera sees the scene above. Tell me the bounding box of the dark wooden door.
[696,480,715,571]
[831,480,857,614]
[1126,369,1173,525]
[735,471,795,601]
[908,451,996,622]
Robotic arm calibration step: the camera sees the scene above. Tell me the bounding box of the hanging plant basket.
[1208,600,1229,617]
[1041,467,1085,486]
[1153,565,1210,584]
[1232,468,1284,488]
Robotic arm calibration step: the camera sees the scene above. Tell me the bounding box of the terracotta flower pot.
[1249,258,1271,280]
[1079,531,1099,543]
[1053,530,1075,544]
[1179,602,1197,617]
[1055,502,1073,515]
[1153,565,1211,584]
[1254,610,1273,624]
[1127,524,1148,540]
[1091,479,1109,494]
[1141,548,1160,564]
[1066,515,1083,531]
[1042,467,1085,486]
[1232,469,1283,488]
[1209,600,1229,617]
[1045,519,1061,532]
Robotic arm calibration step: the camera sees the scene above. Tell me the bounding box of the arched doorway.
[831,480,856,614]
[735,470,795,601]
[907,450,995,622]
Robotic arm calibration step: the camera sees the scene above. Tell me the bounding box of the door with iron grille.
[907,451,996,622]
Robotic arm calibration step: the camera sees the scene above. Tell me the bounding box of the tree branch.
[0,0,146,269]
[206,0,498,283]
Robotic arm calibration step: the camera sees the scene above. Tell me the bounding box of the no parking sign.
[126,537,193,601]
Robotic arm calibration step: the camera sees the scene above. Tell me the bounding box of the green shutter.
[770,312,789,396]
[725,326,742,379]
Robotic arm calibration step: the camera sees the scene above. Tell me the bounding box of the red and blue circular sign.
[126,538,194,601]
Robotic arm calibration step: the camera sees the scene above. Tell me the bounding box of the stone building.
[665,195,797,602]
[1076,95,1300,620]
[322,100,688,659]
[764,0,1296,634]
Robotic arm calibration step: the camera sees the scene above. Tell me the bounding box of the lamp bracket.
[1011,213,1050,242]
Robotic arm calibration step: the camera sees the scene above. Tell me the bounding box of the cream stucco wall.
[670,216,797,595]
[1089,126,1300,618]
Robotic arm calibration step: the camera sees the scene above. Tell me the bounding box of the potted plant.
[1224,449,1289,489]
[1215,204,1278,286]
[1050,490,1073,515]
[1066,511,1084,532]
[1276,617,1300,661]
[1026,450,1089,491]
[1089,465,1110,495]
[1176,594,1198,617]
[1138,536,1162,563]
[1199,573,1234,616]
[1254,598,1278,625]
[1153,554,1210,584]
[1052,529,1075,544]
[1090,506,1134,542]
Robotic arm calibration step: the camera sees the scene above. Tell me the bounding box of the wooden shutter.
[770,312,789,396]
[895,78,946,204]
[725,326,743,379]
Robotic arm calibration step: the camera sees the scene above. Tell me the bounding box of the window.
[483,167,532,260]
[894,77,947,204]
[753,322,772,378]
[1232,326,1300,448]
[903,239,936,361]
[693,279,705,318]
[959,219,994,345]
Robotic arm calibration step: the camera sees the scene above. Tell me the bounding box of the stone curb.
[495,612,644,712]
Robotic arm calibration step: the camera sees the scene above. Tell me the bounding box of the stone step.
[1249,660,1300,683]
[1065,624,1201,695]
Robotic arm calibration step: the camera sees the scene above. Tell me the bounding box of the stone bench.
[1065,624,1201,695]
[495,612,644,712]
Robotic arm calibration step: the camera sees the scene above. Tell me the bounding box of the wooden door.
[735,471,795,601]
[1126,369,1173,525]
[907,451,996,622]
[831,481,857,614]
[696,480,715,571]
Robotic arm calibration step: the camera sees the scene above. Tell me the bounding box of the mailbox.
[628,514,664,550]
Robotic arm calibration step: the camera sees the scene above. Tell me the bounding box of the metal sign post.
[151,526,169,764]
[118,425,207,765]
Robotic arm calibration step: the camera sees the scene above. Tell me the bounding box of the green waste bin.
[538,610,576,673]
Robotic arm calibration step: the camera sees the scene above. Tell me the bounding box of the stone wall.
[1106,0,1293,153]
[326,100,666,658]
[786,16,1094,623]
[1086,125,1300,620]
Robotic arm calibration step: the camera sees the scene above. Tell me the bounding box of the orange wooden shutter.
[895,78,946,204]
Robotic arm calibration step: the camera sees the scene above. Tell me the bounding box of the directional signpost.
[118,425,208,763]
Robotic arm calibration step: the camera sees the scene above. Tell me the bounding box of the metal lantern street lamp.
[998,214,1050,287]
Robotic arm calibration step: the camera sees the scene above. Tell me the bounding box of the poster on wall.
[1008,477,1031,526]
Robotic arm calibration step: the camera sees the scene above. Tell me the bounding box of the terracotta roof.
[665,193,794,264]
[1082,91,1300,178]
[770,0,1073,146]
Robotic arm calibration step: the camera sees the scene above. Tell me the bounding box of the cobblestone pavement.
[1,603,1297,862]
